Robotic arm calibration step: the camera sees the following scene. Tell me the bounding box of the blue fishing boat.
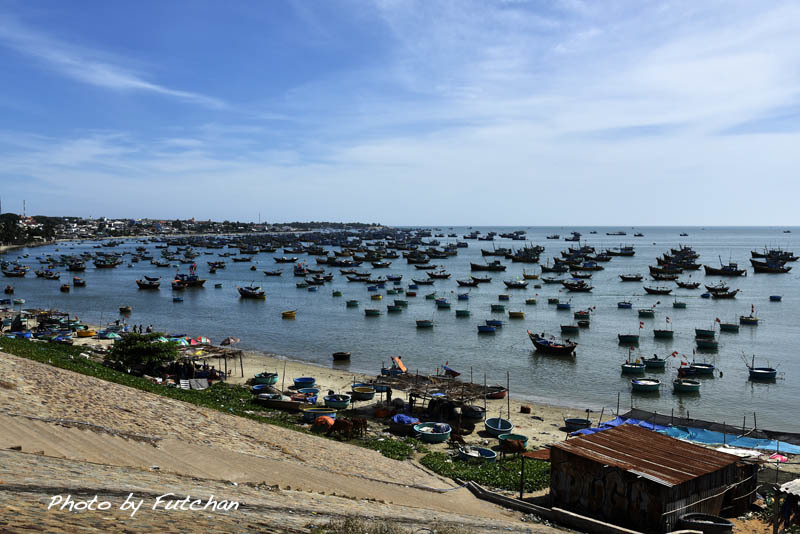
[556,302,571,310]
[414,422,452,443]
[301,407,337,423]
[484,417,513,437]
[770,295,782,302]
[457,447,497,462]
[618,301,633,309]
[477,324,496,333]
[293,377,316,389]
[485,319,504,327]
[324,394,351,409]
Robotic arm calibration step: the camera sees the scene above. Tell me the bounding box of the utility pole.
[23,199,26,218]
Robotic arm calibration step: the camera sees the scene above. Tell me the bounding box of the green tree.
[105,333,179,374]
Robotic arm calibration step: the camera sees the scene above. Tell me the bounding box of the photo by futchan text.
[47,493,239,517]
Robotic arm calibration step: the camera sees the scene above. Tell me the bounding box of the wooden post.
[598,407,604,426]
[483,372,487,416]
[239,351,244,377]
[520,453,525,500]
[773,485,780,534]
[742,415,746,436]
[470,366,473,385]
[671,408,674,426]
[754,412,758,430]
[616,392,620,416]
[506,371,510,422]
[723,421,726,445]
[281,360,287,393]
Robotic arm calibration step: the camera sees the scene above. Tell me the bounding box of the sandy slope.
[0,351,562,532]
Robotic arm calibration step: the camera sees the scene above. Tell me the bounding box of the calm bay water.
[4,226,799,431]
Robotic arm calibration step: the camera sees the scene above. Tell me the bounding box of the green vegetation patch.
[420,452,550,493]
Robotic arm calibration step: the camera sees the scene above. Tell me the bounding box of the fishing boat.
[703,262,747,276]
[653,329,673,339]
[490,304,506,312]
[238,286,266,299]
[72,277,86,287]
[619,273,643,282]
[560,324,579,334]
[556,302,571,310]
[281,310,296,319]
[621,361,646,374]
[747,355,777,381]
[413,422,452,443]
[255,393,303,412]
[750,259,791,273]
[564,417,591,432]
[442,363,460,378]
[324,394,351,409]
[672,301,687,309]
[416,319,433,328]
[370,294,383,300]
[136,279,161,289]
[456,278,479,287]
[696,338,718,350]
[3,285,13,294]
[454,309,471,318]
[471,275,492,283]
[631,378,660,392]
[477,324,496,333]
[119,305,132,314]
[711,289,740,299]
[274,256,298,263]
[263,269,283,276]
[387,304,402,313]
[457,446,497,462]
[508,310,525,319]
[470,260,506,272]
[527,331,577,355]
[485,319,504,328]
[644,286,672,295]
[351,386,376,401]
[484,385,507,399]
[676,280,701,289]
[643,355,667,369]
[435,299,450,309]
[365,308,382,317]
[60,284,70,292]
[346,299,359,307]
[618,301,633,309]
[618,334,640,344]
[719,322,739,332]
[498,294,510,301]
[522,269,539,280]
[770,295,782,302]
[638,308,655,318]
[76,329,95,338]
[690,362,715,375]
[739,315,759,325]
[673,378,701,393]
[173,296,183,302]
[484,417,513,437]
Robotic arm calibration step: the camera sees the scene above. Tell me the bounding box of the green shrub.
[420,452,549,493]
[105,333,178,374]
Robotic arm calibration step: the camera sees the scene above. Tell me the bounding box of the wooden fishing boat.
[76,329,95,338]
[477,324,496,333]
[411,278,435,285]
[703,263,746,276]
[60,284,70,293]
[136,279,160,289]
[644,286,672,295]
[324,394,351,409]
[673,378,700,393]
[503,280,528,289]
[263,270,283,276]
[653,329,673,339]
[471,275,492,283]
[676,280,700,289]
[364,308,382,317]
[238,286,266,299]
[490,304,505,312]
[556,302,571,310]
[119,305,132,313]
[455,309,471,317]
[560,324,579,334]
[631,378,660,392]
[750,259,791,273]
[346,299,359,307]
[748,367,777,380]
[525,298,537,305]
[719,322,739,332]
[370,294,383,301]
[770,295,782,302]
[672,301,687,309]
[252,372,279,386]
[351,386,376,401]
[508,310,524,319]
[281,310,296,319]
[484,385,507,399]
[456,278,479,287]
[3,285,13,294]
[527,331,577,355]
[522,269,539,280]
[416,319,433,328]
[618,301,633,309]
[387,304,402,313]
[638,309,655,318]
[498,294,510,301]
[273,256,298,263]
[711,289,739,299]
[470,261,506,272]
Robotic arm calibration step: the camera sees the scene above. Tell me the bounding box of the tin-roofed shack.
[550,424,757,532]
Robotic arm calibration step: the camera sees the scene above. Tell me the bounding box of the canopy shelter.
[175,344,245,378]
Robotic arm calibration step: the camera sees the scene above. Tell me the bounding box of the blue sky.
[0,0,798,225]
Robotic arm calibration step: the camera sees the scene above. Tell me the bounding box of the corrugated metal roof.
[553,424,740,487]
[781,478,800,496]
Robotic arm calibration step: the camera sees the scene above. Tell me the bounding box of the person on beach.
[146,324,153,333]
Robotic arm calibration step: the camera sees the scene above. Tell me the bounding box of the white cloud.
[0,15,225,108]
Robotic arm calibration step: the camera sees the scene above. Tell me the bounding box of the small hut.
[549,424,757,532]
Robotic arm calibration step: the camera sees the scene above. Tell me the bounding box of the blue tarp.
[392,414,418,425]
[573,417,800,454]
[662,427,800,455]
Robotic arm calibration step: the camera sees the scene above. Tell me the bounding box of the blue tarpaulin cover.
[392,414,419,425]
[572,417,800,454]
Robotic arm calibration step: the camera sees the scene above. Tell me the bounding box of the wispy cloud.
[0,15,225,108]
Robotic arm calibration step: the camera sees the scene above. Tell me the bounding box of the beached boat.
[457,446,497,462]
[527,331,577,355]
[414,422,451,443]
[252,372,279,386]
[673,378,701,393]
[324,394,351,409]
[351,386,376,401]
[484,385,507,399]
[255,393,303,411]
[631,378,660,392]
[484,418,513,437]
[563,418,591,432]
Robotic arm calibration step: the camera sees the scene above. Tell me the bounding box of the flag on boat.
[671,351,679,357]
[715,317,720,322]
[666,317,670,323]
[639,321,644,328]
